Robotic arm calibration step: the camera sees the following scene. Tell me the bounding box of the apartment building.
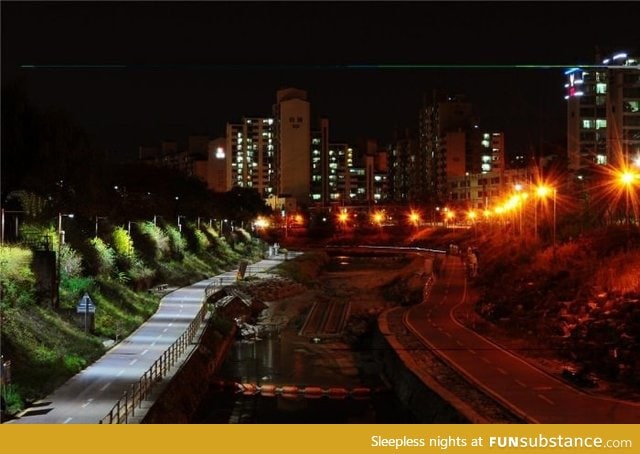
[566,50,640,171]
[225,118,276,197]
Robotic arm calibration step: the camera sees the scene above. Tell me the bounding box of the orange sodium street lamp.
[618,168,639,248]
[337,210,349,230]
[408,210,421,229]
[536,185,557,252]
[619,170,637,227]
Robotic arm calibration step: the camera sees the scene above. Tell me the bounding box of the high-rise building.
[274,88,311,204]
[326,142,351,203]
[205,138,231,192]
[565,50,640,171]
[389,128,419,203]
[419,91,478,203]
[310,118,330,205]
[225,118,276,197]
[480,132,505,176]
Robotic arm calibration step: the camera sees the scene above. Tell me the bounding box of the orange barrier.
[234,383,372,400]
[302,386,324,399]
[281,385,300,398]
[350,387,371,399]
[240,383,258,395]
[259,384,277,397]
[326,387,349,399]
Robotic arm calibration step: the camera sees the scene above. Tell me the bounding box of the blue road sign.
[76,293,96,314]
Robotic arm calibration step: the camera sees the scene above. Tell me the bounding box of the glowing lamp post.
[177,215,186,233]
[538,185,557,253]
[619,169,638,248]
[534,185,550,240]
[372,211,384,232]
[338,210,349,231]
[620,171,636,227]
[408,210,421,230]
[444,208,455,228]
[57,213,74,308]
[94,216,107,238]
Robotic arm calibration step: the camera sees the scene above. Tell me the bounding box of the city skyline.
[2,1,639,161]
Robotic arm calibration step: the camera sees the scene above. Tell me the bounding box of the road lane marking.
[100,382,111,392]
[151,342,156,346]
[168,323,173,327]
[141,349,149,356]
[468,349,477,354]
[496,367,508,375]
[163,328,168,333]
[129,359,138,365]
[455,340,463,346]
[537,393,555,405]
[481,357,491,364]
[117,370,124,377]
[63,417,73,424]
[445,332,452,338]
[81,398,93,408]
[515,379,527,387]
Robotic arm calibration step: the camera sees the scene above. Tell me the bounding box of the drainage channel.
[191,336,416,423]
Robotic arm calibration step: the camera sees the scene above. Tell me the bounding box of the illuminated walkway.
[8,252,297,424]
[398,256,640,423]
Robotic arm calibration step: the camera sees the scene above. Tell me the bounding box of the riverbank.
[139,245,640,423]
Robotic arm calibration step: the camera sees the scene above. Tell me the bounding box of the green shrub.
[111,226,134,257]
[130,222,157,262]
[60,243,83,278]
[137,222,170,261]
[63,354,87,373]
[89,237,115,275]
[59,276,95,309]
[127,258,156,290]
[183,224,210,253]
[0,246,35,306]
[165,225,186,259]
[1,384,24,414]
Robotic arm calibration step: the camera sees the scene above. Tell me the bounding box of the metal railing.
[99,302,208,424]
[98,255,295,424]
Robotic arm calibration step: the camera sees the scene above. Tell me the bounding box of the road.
[8,253,295,424]
[404,256,640,423]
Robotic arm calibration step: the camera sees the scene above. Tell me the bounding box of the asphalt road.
[8,253,295,424]
[404,256,640,423]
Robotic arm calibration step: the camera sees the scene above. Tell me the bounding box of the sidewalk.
[8,252,298,424]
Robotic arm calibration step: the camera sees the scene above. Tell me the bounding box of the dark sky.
[2,1,639,160]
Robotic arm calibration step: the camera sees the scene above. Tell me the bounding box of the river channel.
[192,253,419,423]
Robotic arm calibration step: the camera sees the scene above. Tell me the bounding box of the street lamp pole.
[95,216,107,238]
[619,170,637,250]
[57,213,74,308]
[534,198,538,240]
[552,188,557,257]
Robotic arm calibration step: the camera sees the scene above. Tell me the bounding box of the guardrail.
[99,301,208,424]
[98,255,297,424]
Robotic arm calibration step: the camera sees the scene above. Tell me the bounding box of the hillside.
[405,224,640,395]
[0,223,264,417]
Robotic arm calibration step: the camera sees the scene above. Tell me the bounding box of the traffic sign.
[76,293,96,314]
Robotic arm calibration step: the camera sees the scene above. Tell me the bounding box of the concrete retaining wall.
[140,321,237,424]
[371,327,470,423]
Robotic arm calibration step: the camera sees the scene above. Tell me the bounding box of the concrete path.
[8,252,298,424]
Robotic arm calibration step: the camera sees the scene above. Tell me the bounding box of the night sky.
[2,1,639,160]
